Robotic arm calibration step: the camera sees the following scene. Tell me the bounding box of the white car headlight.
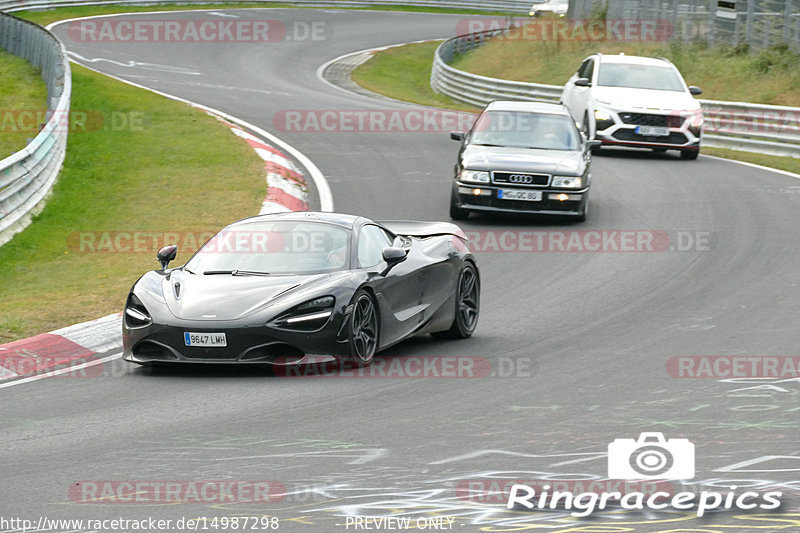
[594,109,612,121]
[551,176,583,189]
[460,170,490,184]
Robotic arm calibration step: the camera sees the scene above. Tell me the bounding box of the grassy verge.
[16,3,519,27]
[351,41,476,113]
[352,41,800,175]
[0,64,263,342]
[0,50,48,158]
[451,28,800,106]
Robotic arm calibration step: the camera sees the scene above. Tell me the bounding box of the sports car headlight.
[551,176,583,189]
[272,296,335,330]
[460,170,490,184]
[125,293,152,328]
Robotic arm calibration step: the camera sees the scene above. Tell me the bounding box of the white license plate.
[184,332,227,347]
[635,125,670,137]
[498,189,542,201]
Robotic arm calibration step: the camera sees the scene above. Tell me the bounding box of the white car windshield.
[185,221,350,275]
[597,63,685,92]
[470,111,580,151]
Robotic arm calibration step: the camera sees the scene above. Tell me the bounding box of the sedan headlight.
[551,176,583,189]
[272,296,335,330]
[460,170,490,184]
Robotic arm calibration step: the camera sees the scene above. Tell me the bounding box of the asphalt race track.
[2,8,799,532]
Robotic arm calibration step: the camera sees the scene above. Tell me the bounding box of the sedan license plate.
[184,332,227,347]
[635,125,670,137]
[498,189,542,201]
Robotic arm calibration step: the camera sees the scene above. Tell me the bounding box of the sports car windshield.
[597,63,685,92]
[470,111,580,150]
[185,221,350,275]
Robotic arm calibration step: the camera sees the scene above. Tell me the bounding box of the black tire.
[345,290,379,367]
[681,148,699,160]
[432,262,480,339]
[450,189,470,220]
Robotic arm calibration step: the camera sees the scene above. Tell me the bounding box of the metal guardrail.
[431,29,800,158]
[0,0,532,14]
[0,12,70,246]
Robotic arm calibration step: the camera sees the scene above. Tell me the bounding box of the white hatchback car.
[561,53,704,159]
[529,0,569,17]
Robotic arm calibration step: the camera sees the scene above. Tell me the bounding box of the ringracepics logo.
[608,432,694,479]
[67,19,329,43]
[506,433,782,517]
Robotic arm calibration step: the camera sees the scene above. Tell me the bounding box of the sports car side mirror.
[157,245,178,270]
[689,86,702,96]
[574,78,591,87]
[380,247,408,275]
[450,131,465,141]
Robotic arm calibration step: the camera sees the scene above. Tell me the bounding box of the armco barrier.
[0,0,531,14]
[431,29,800,158]
[0,12,70,246]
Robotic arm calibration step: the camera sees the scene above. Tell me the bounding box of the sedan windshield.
[597,63,685,92]
[470,111,580,150]
[185,221,350,275]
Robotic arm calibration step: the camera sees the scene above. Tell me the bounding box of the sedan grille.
[493,172,550,186]
[619,113,683,128]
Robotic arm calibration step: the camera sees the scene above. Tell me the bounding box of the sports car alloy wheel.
[348,291,379,366]
[435,263,480,339]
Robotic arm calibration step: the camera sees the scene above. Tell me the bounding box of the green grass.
[351,41,476,113]
[16,3,519,27]
[451,26,800,106]
[0,64,263,342]
[352,41,800,175]
[0,50,48,158]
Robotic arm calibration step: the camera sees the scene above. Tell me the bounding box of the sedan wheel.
[347,290,379,366]
[433,263,480,339]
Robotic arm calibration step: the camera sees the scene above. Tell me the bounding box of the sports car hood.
[152,270,334,321]
[592,86,701,113]
[461,145,585,175]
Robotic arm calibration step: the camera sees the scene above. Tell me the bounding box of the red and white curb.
[1,119,310,383]
[0,313,122,380]
[215,116,310,214]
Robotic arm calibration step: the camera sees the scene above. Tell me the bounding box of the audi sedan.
[449,101,599,221]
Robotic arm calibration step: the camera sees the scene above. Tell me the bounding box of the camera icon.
[608,432,695,479]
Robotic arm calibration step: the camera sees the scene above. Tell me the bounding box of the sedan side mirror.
[157,245,178,270]
[450,131,465,141]
[574,78,591,87]
[585,140,602,151]
[689,86,702,96]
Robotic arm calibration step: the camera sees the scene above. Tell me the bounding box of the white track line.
[0,352,122,389]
